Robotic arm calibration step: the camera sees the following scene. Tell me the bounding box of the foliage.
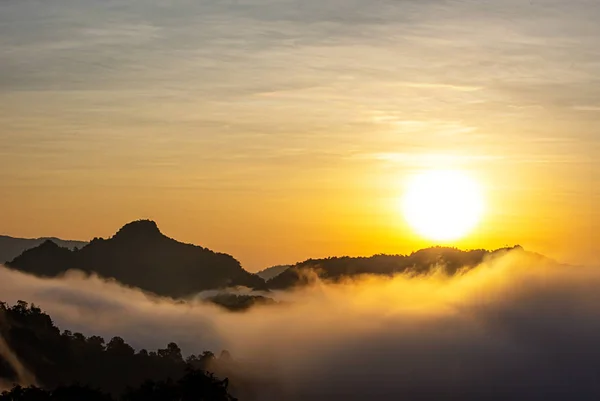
[0,301,231,399]
[0,368,236,401]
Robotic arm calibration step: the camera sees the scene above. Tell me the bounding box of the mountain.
[6,220,266,297]
[0,235,87,264]
[266,246,524,290]
[4,222,529,296]
[255,265,291,281]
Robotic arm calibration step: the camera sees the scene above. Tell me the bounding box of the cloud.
[1,250,600,400]
[2,0,600,227]
[573,105,600,112]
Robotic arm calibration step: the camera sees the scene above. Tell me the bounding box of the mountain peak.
[7,219,266,297]
[113,220,163,240]
[39,239,60,248]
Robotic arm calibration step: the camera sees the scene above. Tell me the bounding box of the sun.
[402,169,484,242]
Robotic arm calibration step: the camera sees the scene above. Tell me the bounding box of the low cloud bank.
[1,249,600,400]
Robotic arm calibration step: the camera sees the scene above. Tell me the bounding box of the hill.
[0,300,235,399]
[255,265,291,281]
[266,246,523,290]
[4,221,529,297]
[6,220,266,297]
[0,236,87,265]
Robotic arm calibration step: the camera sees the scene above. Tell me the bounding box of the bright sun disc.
[402,170,484,241]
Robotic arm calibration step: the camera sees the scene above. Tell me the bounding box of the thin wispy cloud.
[0,0,598,267]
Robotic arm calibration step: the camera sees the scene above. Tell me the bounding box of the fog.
[2,249,600,400]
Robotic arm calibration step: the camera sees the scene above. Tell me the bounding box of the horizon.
[1,0,598,271]
[2,1,600,398]
[1,218,529,273]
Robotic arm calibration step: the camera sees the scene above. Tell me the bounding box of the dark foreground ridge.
[0,301,238,400]
[6,220,266,298]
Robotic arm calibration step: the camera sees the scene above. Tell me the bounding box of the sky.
[0,0,598,270]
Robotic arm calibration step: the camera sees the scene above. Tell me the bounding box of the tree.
[158,343,183,362]
[106,337,134,356]
[0,301,236,400]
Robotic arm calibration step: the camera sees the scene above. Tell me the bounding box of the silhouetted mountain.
[0,236,87,265]
[6,220,266,298]
[267,246,524,290]
[255,265,291,281]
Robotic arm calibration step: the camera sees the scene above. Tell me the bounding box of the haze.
[3,249,600,400]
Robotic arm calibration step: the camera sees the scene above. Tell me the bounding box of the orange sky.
[1,0,598,270]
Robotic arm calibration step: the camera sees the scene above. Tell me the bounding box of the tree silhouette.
[266,246,523,289]
[0,301,235,400]
[0,369,235,401]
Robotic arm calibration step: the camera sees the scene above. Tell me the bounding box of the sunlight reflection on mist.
[1,250,599,400]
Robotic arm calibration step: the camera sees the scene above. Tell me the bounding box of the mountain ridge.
[265,245,527,290]
[4,220,537,298]
[0,235,87,264]
[6,220,266,297]
[256,265,291,281]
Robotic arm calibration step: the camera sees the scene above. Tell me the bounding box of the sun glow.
[402,170,484,242]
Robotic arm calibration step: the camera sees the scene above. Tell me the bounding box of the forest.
[0,301,237,400]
